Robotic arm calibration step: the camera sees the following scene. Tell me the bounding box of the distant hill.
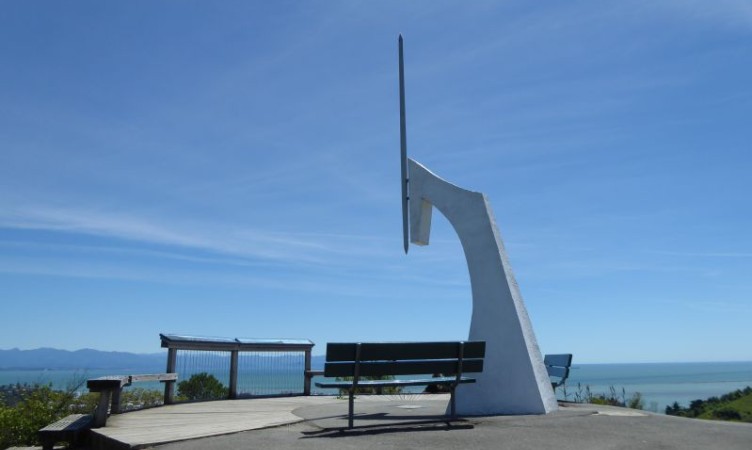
[0,348,165,371]
[0,347,326,371]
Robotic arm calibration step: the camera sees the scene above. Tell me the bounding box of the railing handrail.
[160,333,315,352]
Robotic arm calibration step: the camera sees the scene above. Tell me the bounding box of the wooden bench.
[544,354,573,390]
[38,413,93,450]
[315,341,485,428]
[87,373,177,427]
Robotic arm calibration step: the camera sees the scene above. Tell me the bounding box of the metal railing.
[159,333,316,403]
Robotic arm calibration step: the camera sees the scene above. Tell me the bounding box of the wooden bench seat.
[38,413,93,450]
[87,373,178,427]
[315,341,485,428]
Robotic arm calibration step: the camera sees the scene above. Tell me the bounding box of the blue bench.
[544,353,573,390]
[315,341,485,428]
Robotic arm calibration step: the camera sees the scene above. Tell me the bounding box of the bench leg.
[111,387,122,414]
[94,390,112,427]
[40,436,55,450]
[348,389,355,429]
[449,387,456,418]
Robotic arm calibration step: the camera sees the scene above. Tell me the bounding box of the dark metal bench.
[38,413,93,450]
[87,373,178,427]
[544,354,573,390]
[315,341,485,428]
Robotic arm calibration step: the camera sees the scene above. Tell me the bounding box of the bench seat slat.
[323,358,484,378]
[87,376,129,391]
[546,366,569,379]
[39,414,92,432]
[316,376,476,389]
[129,373,178,383]
[544,354,572,368]
[39,414,93,450]
[325,341,485,362]
[544,353,573,389]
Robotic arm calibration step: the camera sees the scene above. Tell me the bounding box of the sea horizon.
[2,360,751,415]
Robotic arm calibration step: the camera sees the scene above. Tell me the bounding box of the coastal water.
[2,361,751,414]
[563,361,752,413]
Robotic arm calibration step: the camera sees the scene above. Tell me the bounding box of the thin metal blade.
[399,35,409,254]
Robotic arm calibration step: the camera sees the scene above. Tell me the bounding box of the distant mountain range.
[0,348,166,370]
[0,347,327,371]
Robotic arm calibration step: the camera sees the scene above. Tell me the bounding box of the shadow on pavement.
[301,416,474,438]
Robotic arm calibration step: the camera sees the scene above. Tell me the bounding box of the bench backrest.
[324,341,485,378]
[544,353,572,388]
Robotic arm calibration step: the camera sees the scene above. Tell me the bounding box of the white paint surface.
[408,159,557,415]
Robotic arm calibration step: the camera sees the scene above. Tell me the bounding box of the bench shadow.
[301,414,475,438]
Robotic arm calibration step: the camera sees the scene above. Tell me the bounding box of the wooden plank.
[89,397,341,448]
[39,414,92,450]
[39,414,92,432]
[325,341,485,362]
[159,333,315,352]
[87,376,128,391]
[323,358,484,378]
[129,373,178,383]
[544,354,572,368]
[316,376,476,389]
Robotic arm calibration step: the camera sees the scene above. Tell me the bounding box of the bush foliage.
[665,386,752,422]
[561,383,644,410]
[0,380,165,448]
[176,373,229,401]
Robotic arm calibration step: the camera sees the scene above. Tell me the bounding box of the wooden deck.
[89,396,341,449]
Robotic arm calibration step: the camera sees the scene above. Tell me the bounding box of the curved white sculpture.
[408,158,558,415]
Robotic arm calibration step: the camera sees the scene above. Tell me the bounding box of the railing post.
[165,348,177,404]
[304,348,312,395]
[229,350,239,399]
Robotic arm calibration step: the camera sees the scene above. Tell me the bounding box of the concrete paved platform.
[88,395,752,450]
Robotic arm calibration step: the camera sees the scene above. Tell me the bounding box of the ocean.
[563,361,752,413]
[2,361,751,414]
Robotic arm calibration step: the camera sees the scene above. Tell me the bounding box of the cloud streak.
[0,205,339,265]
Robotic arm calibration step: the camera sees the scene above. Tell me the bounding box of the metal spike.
[399,35,409,254]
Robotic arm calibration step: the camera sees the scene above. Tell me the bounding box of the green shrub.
[569,383,643,410]
[0,383,80,448]
[0,379,166,448]
[626,392,644,410]
[712,408,742,421]
[177,373,228,401]
[666,386,752,422]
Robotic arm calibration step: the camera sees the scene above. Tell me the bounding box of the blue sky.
[1,1,750,363]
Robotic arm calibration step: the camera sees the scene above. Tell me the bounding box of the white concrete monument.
[399,35,557,415]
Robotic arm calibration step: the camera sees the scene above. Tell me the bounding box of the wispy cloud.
[0,240,266,268]
[0,205,335,264]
